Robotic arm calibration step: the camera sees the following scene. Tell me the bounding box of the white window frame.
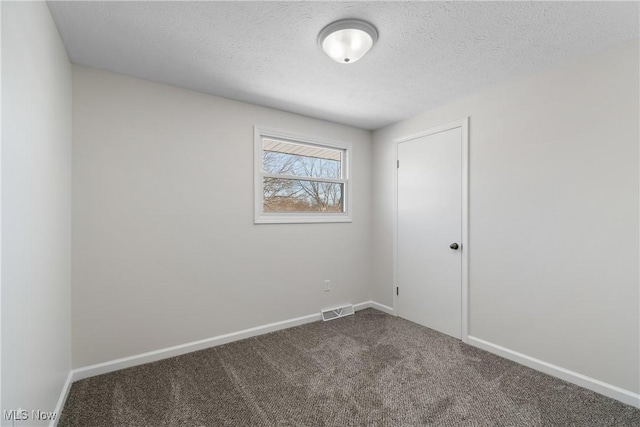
[254,126,353,224]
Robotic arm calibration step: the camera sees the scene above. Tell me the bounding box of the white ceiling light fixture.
[318,19,378,64]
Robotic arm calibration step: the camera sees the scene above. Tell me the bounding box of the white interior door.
[397,124,464,339]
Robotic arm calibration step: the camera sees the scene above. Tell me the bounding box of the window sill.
[254,213,352,224]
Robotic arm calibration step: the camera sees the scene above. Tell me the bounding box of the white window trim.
[254,126,353,224]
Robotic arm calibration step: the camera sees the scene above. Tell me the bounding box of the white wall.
[1,2,72,425]
[3,3,633,412]
[72,66,373,368]
[372,40,639,394]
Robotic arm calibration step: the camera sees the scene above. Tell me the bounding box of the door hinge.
[396,286,399,296]
[397,160,400,168]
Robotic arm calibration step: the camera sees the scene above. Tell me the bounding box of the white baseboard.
[72,300,392,382]
[73,311,321,381]
[50,370,73,427]
[354,300,395,315]
[468,336,640,409]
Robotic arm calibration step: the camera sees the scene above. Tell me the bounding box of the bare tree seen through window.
[262,145,344,213]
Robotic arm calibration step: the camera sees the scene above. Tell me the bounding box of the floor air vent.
[321,304,354,321]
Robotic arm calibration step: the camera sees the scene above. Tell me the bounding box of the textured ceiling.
[48,1,639,130]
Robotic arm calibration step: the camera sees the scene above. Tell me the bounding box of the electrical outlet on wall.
[324,280,331,292]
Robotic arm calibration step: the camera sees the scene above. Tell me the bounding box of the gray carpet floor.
[59,309,640,426]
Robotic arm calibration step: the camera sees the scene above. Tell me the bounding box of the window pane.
[263,177,343,213]
[263,138,342,179]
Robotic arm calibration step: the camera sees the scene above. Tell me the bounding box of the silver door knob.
[450,243,459,250]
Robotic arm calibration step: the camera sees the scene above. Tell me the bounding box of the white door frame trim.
[393,117,469,343]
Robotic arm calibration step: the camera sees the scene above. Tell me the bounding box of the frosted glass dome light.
[318,19,378,64]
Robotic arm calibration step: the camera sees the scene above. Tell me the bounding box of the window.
[254,127,352,224]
